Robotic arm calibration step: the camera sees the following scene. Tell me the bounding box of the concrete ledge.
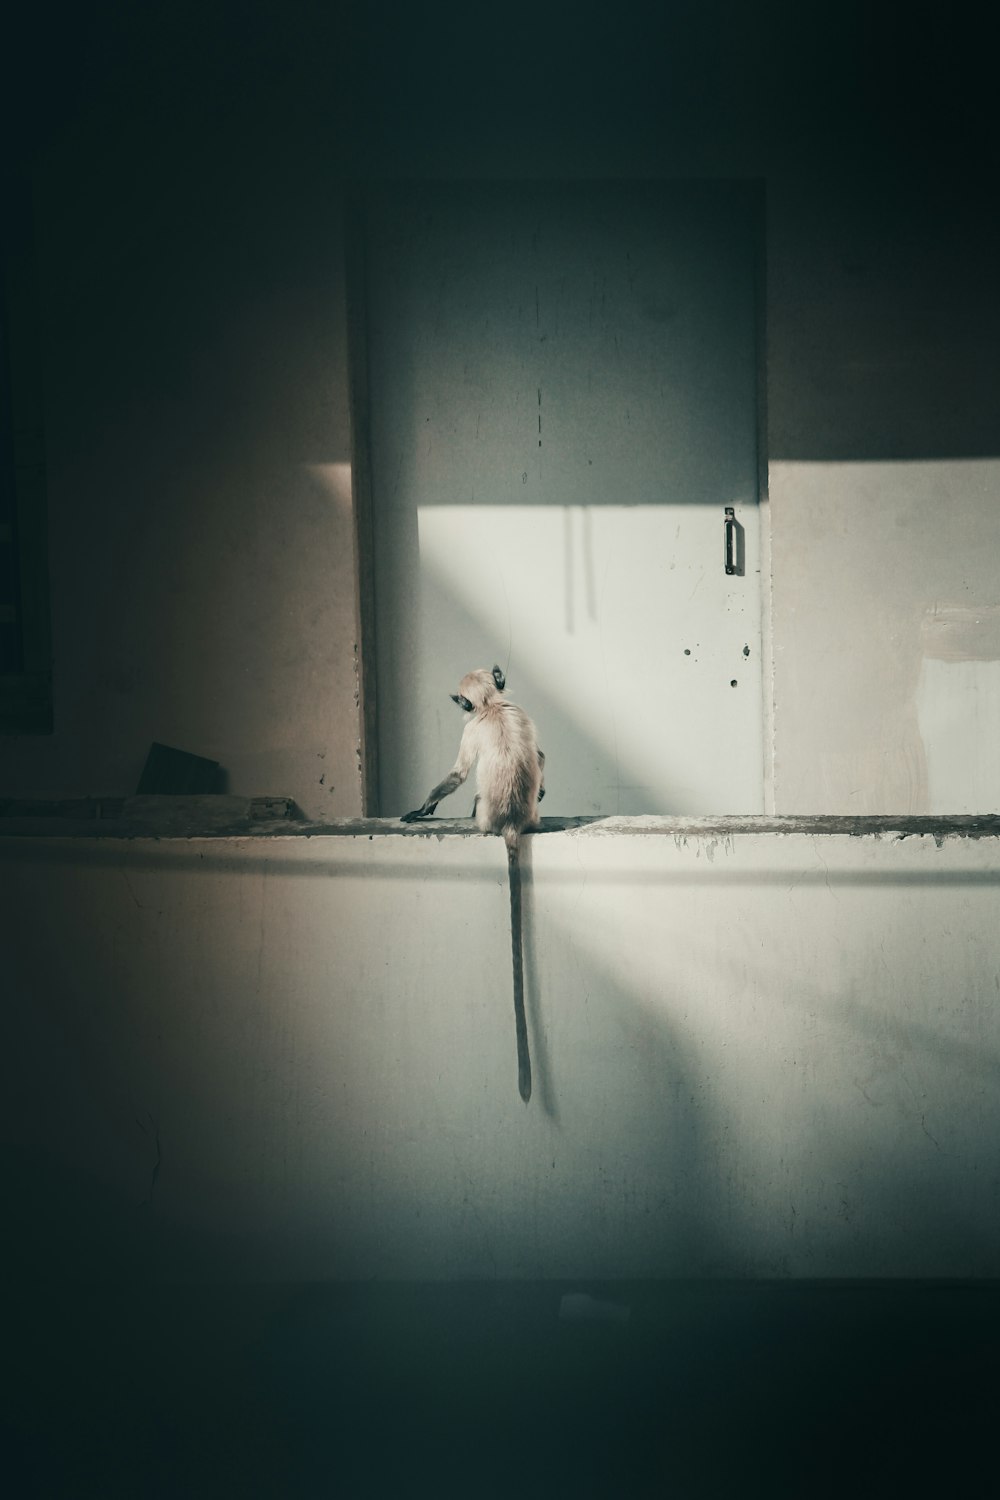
[2,800,1000,840]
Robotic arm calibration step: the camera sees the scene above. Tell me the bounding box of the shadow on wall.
[554,859,1000,1278]
[0,943,734,1286]
[769,178,1000,463]
[4,835,1000,1280]
[0,837,736,1281]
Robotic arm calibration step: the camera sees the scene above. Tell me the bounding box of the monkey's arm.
[400,772,465,821]
[537,747,546,802]
[401,726,477,821]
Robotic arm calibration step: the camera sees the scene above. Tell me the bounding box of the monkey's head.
[451,665,505,713]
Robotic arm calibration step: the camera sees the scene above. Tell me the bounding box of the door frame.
[345,179,773,818]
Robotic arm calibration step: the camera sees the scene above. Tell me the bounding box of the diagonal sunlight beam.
[417,502,763,815]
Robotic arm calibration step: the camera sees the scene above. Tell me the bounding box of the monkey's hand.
[401,803,437,822]
[400,766,467,822]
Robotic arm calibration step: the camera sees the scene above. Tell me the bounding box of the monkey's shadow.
[519,836,558,1121]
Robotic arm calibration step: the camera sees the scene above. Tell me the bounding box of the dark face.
[451,693,474,713]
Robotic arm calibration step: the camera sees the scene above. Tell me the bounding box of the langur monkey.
[401,665,545,1103]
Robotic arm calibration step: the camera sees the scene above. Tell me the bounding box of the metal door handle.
[724,506,743,576]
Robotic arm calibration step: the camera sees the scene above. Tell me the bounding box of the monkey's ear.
[451,693,474,713]
[492,665,506,691]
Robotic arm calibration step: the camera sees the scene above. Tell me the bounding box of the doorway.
[360,181,765,816]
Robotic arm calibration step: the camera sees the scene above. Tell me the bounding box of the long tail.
[506,832,532,1103]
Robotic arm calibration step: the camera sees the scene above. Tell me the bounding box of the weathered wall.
[4,822,999,1282]
[1,6,996,815]
[0,40,362,817]
[767,180,1000,813]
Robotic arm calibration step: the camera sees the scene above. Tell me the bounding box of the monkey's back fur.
[461,678,542,844]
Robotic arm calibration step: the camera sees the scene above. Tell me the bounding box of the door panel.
[363,182,763,815]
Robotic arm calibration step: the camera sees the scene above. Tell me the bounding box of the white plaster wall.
[767,180,1000,814]
[4,824,999,1282]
